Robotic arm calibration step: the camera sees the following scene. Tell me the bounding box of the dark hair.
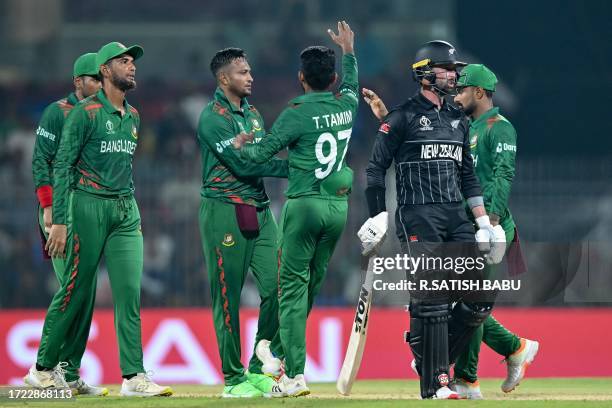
[485,89,494,98]
[210,48,247,78]
[300,46,336,91]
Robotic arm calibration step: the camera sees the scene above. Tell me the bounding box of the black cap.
[412,40,467,69]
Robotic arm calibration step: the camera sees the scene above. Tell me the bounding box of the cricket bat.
[336,254,376,396]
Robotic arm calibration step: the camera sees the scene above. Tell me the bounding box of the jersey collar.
[66,92,80,106]
[96,89,133,117]
[414,91,451,111]
[471,106,500,127]
[214,87,250,114]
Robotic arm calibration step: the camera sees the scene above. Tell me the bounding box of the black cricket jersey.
[366,92,481,209]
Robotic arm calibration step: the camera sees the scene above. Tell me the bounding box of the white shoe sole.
[120,388,173,397]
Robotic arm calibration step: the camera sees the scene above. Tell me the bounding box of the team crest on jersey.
[222,233,235,247]
[409,234,419,242]
[131,125,138,139]
[105,120,115,135]
[419,116,433,131]
[251,118,262,131]
[470,134,478,148]
[379,122,391,134]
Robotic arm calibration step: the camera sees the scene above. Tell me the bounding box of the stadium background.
[0,0,610,384]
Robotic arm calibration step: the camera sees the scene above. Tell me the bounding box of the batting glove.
[475,216,506,264]
[357,211,388,256]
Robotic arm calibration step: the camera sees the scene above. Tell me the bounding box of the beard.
[110,70,136,91]
[459,101,476,117]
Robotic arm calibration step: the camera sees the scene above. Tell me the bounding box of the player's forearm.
[484,178,512,221]
[235,159,289,179]
[51,165,70,224]
[239,140,283,164]
[340,53,359,96]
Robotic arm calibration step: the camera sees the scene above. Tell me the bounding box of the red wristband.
[36,185,53,208]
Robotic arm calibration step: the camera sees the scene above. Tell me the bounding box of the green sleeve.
[338,53,359,105]
[52,107,91,224]
[240,108,300,163]
[32,103,63,189]
[483,121,517,217]
[198,112,288,178]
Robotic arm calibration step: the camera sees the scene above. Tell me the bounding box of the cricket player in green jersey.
[234,21,358,397]
[29,52,106,395]
[197,48,289,398]
[451,64,538,399]
[29,42,172,397]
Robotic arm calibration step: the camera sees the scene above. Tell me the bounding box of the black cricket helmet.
[412,40,467,83]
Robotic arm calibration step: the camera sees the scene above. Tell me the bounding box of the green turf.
[1,379,610,407]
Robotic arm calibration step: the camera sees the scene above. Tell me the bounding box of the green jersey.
[196,87,288,208]
[469,106,517,232]
[52,89,141,224]
[32,93,79,191]
[240,53,359,199]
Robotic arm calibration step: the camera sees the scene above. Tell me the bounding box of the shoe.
[221,380,263,398]
[501,338,539,393]
[246,372,277,396]
[269,374,310,398]
[451,378,483,399]
[255,340,282,377]
[120,373,173,397]
[433,386,461,399]
[24,363,69,389]
[67,378,109,396]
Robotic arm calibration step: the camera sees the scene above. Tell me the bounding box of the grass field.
[1,379,611,407]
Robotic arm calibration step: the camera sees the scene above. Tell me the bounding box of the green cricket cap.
[73,52,99,77]
[95,42,144,69]
[457,64,498,91]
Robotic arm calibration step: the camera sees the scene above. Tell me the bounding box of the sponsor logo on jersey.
[420,143,463,161]
[36,126,56,142]
[105,120,115,135]
[418,115,433,131]
[222,233,235,247]
[131,125,138,139]
[409,234,418,242]
[216,137,235,153]
[379,122,391,134]
[497,142,517,153]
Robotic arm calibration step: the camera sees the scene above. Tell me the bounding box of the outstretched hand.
[362,88,388,121]
[327,20,354,54]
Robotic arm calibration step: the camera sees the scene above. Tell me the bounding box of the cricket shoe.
[67,378,109,396]
[221,380,263,398]
[432,386,461,399]
[269,374,310,397]
[24,363,69,389]
[501,338,539,393]
[246,372,277,396]
[120,373,173,397]
[255,339,282,377]
[451,378,483,399]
